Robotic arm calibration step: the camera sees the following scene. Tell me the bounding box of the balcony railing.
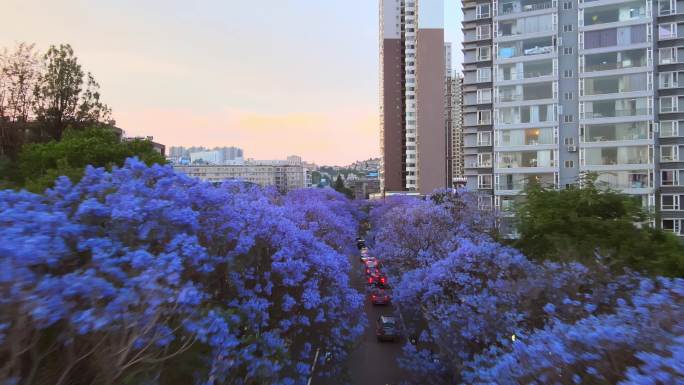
[584,61,647,73]
[497,70,554,81]
[584,108,650,119]
[500,1,555,15]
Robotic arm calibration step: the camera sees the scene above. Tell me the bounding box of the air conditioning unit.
[567,145,578,152]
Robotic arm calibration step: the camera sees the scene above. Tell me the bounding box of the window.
[660,72,679,88]
[564,92,573,100]
[477,153,493,167]
[564,160,575,168]
[563,69,573,78]
[564,137,575,145]
[477,131,492,146]
[564,115,574,123]
[477,46,491,61]
[659,0,676,15]
[563,47,573,55]
[563,25,573,32]
[476,3,490,19]
[659,23,678,40]
[661,145,680,162]
[563,1,573,9]
[477,68,492,82]
[661,169,680,186]
[478,195,493,211]
[477,110,492,124]
[661,96,679,113]
[659,47,677,64]
[478,174,493,189]
[661,194,681,210]
[477,88,492,103]
[661,121,680,137]
[477,24,491,39]
[662,219,683,235]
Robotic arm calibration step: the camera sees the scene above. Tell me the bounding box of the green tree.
[32,44,112,140]
[311,170,321,186]
[333,174,354,199]
[17,127,165,192]
[513,178,684,277]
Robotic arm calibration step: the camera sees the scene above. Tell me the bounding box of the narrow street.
[314,244,407,385]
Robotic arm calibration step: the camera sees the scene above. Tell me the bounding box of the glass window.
[661,145,679,162]
[661,169,679,186]
[661,121,679,137]
[477,68,492,82]
[661,194,680,210]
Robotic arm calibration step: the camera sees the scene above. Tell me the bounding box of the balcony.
[583,146,651,166]
[497,150,557,168]
[496,14,556,38]
[582,49,649,73]
[582,73,649,96]
[497,36,555,60]
[581,98,651,120]
[594,170,650,189]
[496,173,556,191]
[580,1,649,28]
[582,122,651,142]
[498,0,556,16]
[498,127,557,146]
[496,104,557,125]
[496,82,555,103]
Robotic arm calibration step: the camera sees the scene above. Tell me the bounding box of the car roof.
[380,315,396,323]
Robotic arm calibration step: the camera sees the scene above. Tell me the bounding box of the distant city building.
[174,155,311,193]
[380,0,447,194]
[168,146,244,165]
[352,178,382,200]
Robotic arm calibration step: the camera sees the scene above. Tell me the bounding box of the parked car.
[360,254,374,263]
[376,316,399,342]
[370,287,391,305]
[360,247,369,256]
[356,238,366,249]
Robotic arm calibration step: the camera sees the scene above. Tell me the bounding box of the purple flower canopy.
[0,158,366,385]
[369,190,684,384]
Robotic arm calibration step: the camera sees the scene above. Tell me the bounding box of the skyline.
[2,0,461,165]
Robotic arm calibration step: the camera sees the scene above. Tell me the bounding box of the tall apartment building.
[450,73,466,183]
[657,0,684,237]
[462,0,495,210]
[380,0,447,194]
[461,0,680,237]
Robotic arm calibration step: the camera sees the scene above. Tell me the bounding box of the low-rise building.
[174,157,308,193]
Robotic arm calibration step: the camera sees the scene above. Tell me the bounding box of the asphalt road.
[314,251,407,385]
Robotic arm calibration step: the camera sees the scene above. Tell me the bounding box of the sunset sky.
[3,0,461,165]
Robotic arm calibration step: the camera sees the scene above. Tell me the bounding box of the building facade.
[174,160,307,193]
[461,0,684,238]
[462,0,495,210]
[380,0,447,194]
[449,73,466,184]
[657,0,684,237]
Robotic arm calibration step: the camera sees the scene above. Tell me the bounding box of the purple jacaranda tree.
[0,158,365,385]
[370,192,683,384]
[282,188,359,252]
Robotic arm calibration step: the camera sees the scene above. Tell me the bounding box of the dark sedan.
[376,316,399,342]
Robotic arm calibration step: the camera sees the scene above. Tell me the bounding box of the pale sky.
[2,0,461,165]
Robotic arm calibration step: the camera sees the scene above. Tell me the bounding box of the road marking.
[306,347,321,385]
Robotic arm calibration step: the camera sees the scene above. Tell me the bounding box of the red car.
[367,271,388,286]
[370,287,391,305]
